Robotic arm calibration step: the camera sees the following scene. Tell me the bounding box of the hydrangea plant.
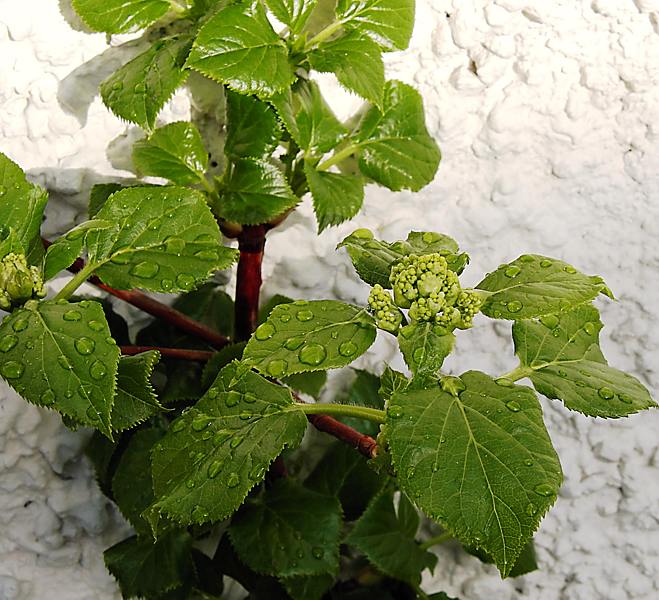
[0,1,655,598]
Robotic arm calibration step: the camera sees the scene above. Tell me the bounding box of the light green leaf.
[243,300,377,378]
[149,363,307,525]
[304,162,364,232]
[89,183,123,218]
[266,0,316,33]
[132,122,208,185]
[112,427,165,535]
[282,573,335,600]
[0,300,119,438]
[186,3,295,97]
[464,539,538,578]
[271,80,347,154]
[345,490,437,586]
[225,91,281,159]
[100,37,191,131]
[111,350,164,432]
[513,305,656,417]
[104,531,193,599]
[336,0,415,51]
[86,186,237,292]
[282,371,327,398]
[0,152,48,257]
[385,371,563,577]
[338,229,465,288]
[43,220,114,281]
[71,0,170,33]
[309,32,384,106]
[216,158,299,225]
[398,322,454,381]
[229,479,342,577]
[477,254,611,320]
[353,80,440,191]
[0,227,23,260]
[378,366,408,401]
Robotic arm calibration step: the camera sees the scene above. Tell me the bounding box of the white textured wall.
[1,1,659,598]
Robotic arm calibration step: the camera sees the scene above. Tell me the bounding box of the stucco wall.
[1,1,658,598]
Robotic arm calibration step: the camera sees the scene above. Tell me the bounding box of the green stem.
[419,531,453,551]
[317,143,359,172]
[53,262,98,301]
[296,402,386,424]
[304,20,344,51]
[497,364,533,382]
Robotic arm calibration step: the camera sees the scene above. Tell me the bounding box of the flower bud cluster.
[367,284,404,334]
[0,253,45,310]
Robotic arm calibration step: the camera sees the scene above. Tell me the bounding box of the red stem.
[120,346,214,362]
[42,238,230,349]
[307,414,378,460]
[234,225,266,342]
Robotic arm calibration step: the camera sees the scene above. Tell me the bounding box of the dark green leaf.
[43,220,114,281]
[0,300,119,437]
[282,371,327,398]
[0,152,48,257]
[336,0,415,51]
[266,0,316,33]
[100,37,191,131]
[225,91,281,159]
[229,479,342,577]
[87,186,237,292]
[305,162,364,232]
[85,430,119,498]
[463,539,538,578]
[282,573,335,600]
[309,32,384,106]
[111,350,164,432]
[378,366,408,402]
[89,183,123,218]
[345,490,437,586]
[216,158,299,225]
[112,427,165,535]
[186,3,295,97]
[398,322,454,381]
[71,0,170,33]
[104,531,193,598]
[513,305,656,417]
[385,371,563,577]
[258,294,294,325]
[149,363,307,525]
[476,254,612,320]
[201,342,246,390]
[132,121,209,185]
[243,300,377,378]
[353,81,440,191]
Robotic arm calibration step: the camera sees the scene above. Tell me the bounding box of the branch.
[120,346,214,362]
[234,225,266,341]
[42,238,230,349]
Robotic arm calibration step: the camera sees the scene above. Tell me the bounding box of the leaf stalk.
[296,402,386,424]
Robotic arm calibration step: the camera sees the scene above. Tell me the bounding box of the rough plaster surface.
[1,0,658,598]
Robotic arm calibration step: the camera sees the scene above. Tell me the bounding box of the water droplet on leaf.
[598,387,614,400]
[87,320,105,332]
[176,274,195,290]
[57,355,72,370]
[413,347,425,363]
[505,400,521,412]
[1,361,24,379]
[266,359,288,377]
[230,435,243,449]
[171,420,186,433]
[506,300,523,313]
[526,503,538,516]
[130,261,159,279]
[192,416,212,431]
[338,341,357,357]
[540,259,552,268]
[504,265,521,278]
[249,464,266,480]
[279,314,291,323]
[227,472,240,487]
[208,460,224,479]
[352,229,373,240]
[312,547,324,559]
[299,344,326,366]
[74,337,96,355]
[296,309,313,322]
[387,405,403,418]
[563,265,577,274]
[0,335,18,353]
[284,337,304,351]
[534,483,554,497]
[186,479,195,489]
[539,315,559,329]
[12,318,29,331]
[224,391,241,407]
[62,311,81,322]
[254,322,275,341]
[584,322,596,336]
[40,389,55,405]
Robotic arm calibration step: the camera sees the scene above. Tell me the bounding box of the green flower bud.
[0,253,45,310]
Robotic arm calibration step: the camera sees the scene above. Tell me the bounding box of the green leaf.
[186,3,295,97]
[132,122,208,185]
[385,371,563,577]
[338,229,465,288]
[464,539,538,578]
[85,430,119,498]
[243,300,377,378]
[513,305,656,417]
[398,323,454,382]
[304,162,364,232]
[335,368,383,436]
[0,300,119,438]
[309,32,384,106]
[378,366,408,401]
[104,531,193,598]
[266,0,316,33]
[0,152,48,257]
[86,186,237,292]
[216,158,299,225]
[43,220,114,281]
[100,37,191,131]
[336,0,415,51]
[225,90,281,159]
[71,0,170,33]
[201,342,246,390]
[345,490,437,586]
[149,363,307,525]
[229,479,342,577]
[476,254,611,320]
[282,573,335,600]
[89,183,123,218]
[112,427,165,535]
[258,294,294,325]
[271,80,347,154]
[111,350,164,432]
[0,227,23,260]
[282,371,327,398]
[353,80,440,191]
